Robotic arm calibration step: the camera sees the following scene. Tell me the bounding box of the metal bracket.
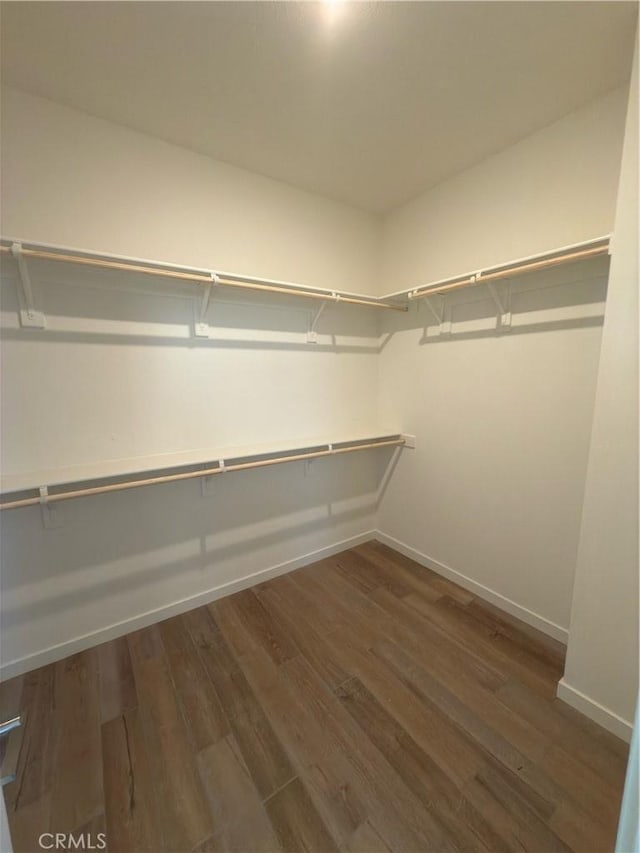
[11,243,46,328]
[307,301,327,343]
[424,296,443,325]
[194,272,219,338]
[486,280,512,332]
[422,294,450,336]
[39,486,62,529]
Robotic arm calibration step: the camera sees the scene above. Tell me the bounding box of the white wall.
[0,87,379,296]
[374,84,630,649]
[376,260,608,641]
[559,33,639,741]
[381,87,627,293]
[0,88,386,676]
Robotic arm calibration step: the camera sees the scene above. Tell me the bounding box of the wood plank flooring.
[1,541,629,852]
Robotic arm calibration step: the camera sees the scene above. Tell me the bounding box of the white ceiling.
[1,1,637,214]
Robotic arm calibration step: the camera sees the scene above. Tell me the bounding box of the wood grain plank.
[367,605,549,763]
[352,543,444,603]
[189,602,296,801]
[322,626,485,788]
[102,708,162,853]
[496,679,628,787]
[0,674,24,720]
[197,735,281,852]
[97,637,137,724]
[265,777,339,853]
[225,589,300,666]
[50,650,104,834]
[210,606,366,846]
[464,598,566,668]
[343,819,392,852]
[552,696,629,759]
[463,773,556,853]
[336,676,511,853]
[371,583,505,685]
[305,565,530,765]
[442,595,565,683]
[283,568,349,636]
[373,636,565,810]
[71,812,107,851]
[473,763,570,851]
[312,561,508,694]
[403,590,558,698]
[4,665,56,812]
[360,540,475,604]
[540,744,624,827]
[254,582,350,691]
[5,543,628,853]
[158,613,229,750]
[281,654,452,852]
[292,567,384,640]
[128,625,212,852]
[550,798,619,853]
[5,794,51,853]
[333,549,410,598]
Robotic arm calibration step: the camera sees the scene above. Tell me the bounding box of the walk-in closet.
[0,2,638,851]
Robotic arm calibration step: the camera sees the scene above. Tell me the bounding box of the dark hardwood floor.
[1,540,630,852]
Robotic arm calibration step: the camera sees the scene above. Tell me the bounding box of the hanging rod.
[408,240,610,300]
[0,242,407,312]
[0,437,405,511]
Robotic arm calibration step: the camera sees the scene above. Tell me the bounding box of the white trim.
[374,530,569,644]
[0,530,375,681]
[557,678,633,743]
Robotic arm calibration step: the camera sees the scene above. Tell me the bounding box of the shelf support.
[194,272,220,338]
[11,242,46,328]
[307,300,328,343]
[39,486,62,529]
[486,280,512,332]
[422,294,450,336]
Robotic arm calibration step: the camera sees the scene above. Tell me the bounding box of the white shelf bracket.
[486,280,512,332]
[11,242,46,328]
[39,486,61,529]
[424,296,443,325]
[307,300,328,343]
[422,294,450,336]
[194,272,220,338]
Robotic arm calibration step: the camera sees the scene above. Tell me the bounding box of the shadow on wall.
[379,255,609,343]
[0,259,383,352]
[0,448,400,634]
[1,254,608,349]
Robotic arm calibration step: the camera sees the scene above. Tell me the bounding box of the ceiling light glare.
[323,0,347,27]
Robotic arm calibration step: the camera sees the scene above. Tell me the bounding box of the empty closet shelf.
[0,433,405,510]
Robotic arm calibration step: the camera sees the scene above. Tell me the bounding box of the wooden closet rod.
[0,438,405,511]
[409,242,610,300]
[0,244,407,311]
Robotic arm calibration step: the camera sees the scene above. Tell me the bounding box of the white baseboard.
[0,530,375,681]
[374,530,569,644]
[557,678,633,742]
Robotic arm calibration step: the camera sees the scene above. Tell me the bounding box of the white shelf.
[0,430,403,495]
